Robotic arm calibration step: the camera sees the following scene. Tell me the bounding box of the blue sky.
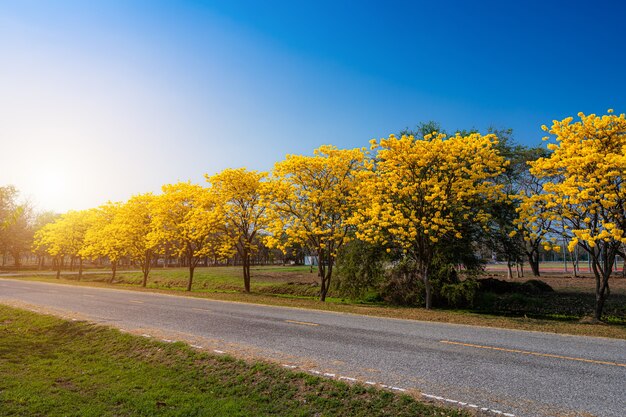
[1,0,625,212]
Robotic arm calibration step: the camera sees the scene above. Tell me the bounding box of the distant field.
[484,261,626,295]
[485,260,625,276]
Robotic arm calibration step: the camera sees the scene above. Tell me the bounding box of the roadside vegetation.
[7,264,626,339]
[2,110,625,326]
[0,305,468,417]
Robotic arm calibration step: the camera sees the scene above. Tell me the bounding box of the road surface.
[1,278,624,417]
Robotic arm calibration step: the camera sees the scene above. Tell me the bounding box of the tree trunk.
[571,257,579,278]
[316,248,327,301]
[142,269,149,287]
[506,260,513,280]
[319,264,327,301]
[78,257,83,281]
[320,259,333,302]
[187,265,194,291]
[110,260,117,283]
[594,291,606,321]
[142,252,151,287]
[423,267,432,310]
[590,248,615,321]
[243,252,251,293]
[527,250,540,277]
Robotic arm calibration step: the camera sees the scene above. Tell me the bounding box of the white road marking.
[285,319,319,327]
[192,307,212,313]
[421,393,513,416]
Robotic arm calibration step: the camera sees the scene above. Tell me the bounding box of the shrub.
[477,278,553,295]
[522,279,554,294]
[335,239,387,300]
[440,279,480,308]
[379,259,424,306]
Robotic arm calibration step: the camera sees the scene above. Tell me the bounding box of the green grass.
[0,305,467,417]
[6,265,626,339]
[84,265,314,291]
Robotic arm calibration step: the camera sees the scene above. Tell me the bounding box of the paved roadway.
[1,278,624,417]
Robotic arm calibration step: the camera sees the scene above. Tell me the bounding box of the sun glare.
[28,166,73,213]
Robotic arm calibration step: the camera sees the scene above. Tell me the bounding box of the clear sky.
[1,0,625,213]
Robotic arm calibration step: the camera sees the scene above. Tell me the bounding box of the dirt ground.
[483,269,626,294]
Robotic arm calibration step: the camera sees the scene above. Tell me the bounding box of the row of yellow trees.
[33,111,626,318]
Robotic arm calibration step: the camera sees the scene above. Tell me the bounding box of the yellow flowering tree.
[498,144,551,277]
[528,110,626,320]
[32,211,59,269]
[81,202,127,282]
[33,221,66,279]
[352,132,506,309]
[515,183,558,277]
[33,209,95,279]
[116,193,158,287]
[263,145,367,301]
[150,182,226,291]
[206,168,268,293]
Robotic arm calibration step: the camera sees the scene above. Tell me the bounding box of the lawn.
[0,305,467,417]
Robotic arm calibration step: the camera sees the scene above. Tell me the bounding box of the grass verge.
[4,269,626,340]
[0,304,467,417]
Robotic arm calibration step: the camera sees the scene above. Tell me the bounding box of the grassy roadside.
[3,266,626,340]
[0,305,467,417]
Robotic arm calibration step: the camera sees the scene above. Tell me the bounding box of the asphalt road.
[1,278,624,417]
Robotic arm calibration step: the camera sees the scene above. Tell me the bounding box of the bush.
[477,278,553,295]
[477,278,515,294]
[522,279,554,294]
[335,240,387,300]
[379,259,424,306]
[380,257,478,308]
[440,279,480,308]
